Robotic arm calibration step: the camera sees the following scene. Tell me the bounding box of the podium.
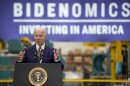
[13,63,63,86]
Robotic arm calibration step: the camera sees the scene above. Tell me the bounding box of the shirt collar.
[36,43,45,51]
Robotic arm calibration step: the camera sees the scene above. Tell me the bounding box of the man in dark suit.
[17,27,64,69]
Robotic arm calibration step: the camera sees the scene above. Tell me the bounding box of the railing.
[64,79,130,86]
[0,80,13,83]
[0,79,130,86]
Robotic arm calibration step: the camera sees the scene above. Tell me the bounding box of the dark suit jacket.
[17,44,64,70]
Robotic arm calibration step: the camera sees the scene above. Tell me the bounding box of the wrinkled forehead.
[34,27,46,34]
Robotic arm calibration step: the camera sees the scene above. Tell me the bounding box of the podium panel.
[13,63,63,86]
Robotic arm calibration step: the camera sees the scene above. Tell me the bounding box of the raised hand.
[18,51,25,61]
[53,50,60,60]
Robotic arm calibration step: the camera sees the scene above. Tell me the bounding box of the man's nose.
[37,36,40,39]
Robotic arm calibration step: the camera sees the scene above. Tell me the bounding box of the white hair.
[34,27,46,34]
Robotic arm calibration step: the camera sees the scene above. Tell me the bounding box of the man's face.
[34,28,46,46]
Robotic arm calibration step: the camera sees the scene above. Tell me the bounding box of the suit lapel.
[42,45,49,62]
[32,44,37,54]
[30,44,37,61]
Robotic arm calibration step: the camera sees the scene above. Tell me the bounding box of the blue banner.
[0,0,130,42]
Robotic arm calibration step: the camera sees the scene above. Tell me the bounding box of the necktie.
[36,46,43,63]
[37,46,42,58]
[38,46,41,52]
